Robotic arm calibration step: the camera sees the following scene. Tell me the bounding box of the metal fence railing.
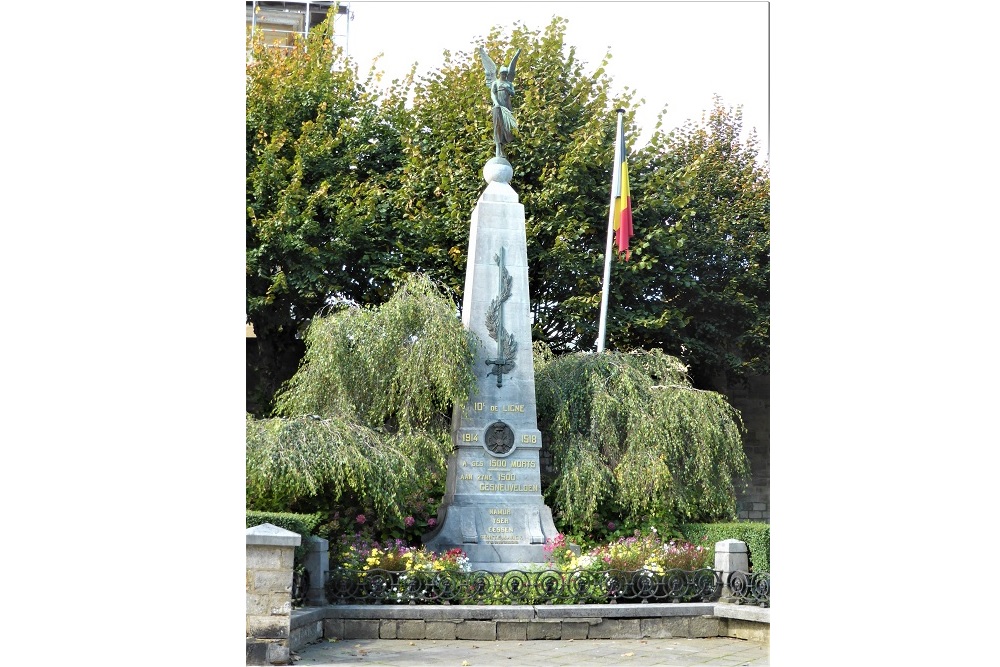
[727,570,770,607]
[324,567,726,605]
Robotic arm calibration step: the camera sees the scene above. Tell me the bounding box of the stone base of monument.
[423,498,559,572]
[422,158,560,571]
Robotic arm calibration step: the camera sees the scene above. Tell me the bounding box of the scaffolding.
[246,1,351,55]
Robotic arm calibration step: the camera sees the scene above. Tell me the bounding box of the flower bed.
[325,530,722,605]
[325,567,722,605]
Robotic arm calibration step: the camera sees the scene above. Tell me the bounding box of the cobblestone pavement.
[293,637,769,666]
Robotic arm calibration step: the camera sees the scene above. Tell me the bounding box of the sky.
[339,0,769,157]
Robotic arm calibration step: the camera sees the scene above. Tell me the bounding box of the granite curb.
[289,602,769,649]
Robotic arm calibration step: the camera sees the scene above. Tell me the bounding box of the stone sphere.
[483,158,513,184]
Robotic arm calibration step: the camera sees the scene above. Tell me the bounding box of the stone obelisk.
[422,157,559,570]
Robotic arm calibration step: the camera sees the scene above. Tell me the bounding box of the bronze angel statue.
[478,47,522,159]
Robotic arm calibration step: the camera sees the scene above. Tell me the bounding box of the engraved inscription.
[478,483,540,492]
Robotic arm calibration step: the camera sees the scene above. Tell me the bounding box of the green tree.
[246,16,411,415]
[618,100,770,387]
[534,346,750,534]
[246,13,769,412]
[389,21,768,385]
[246,274,475,517]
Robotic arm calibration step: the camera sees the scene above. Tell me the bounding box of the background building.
[246,1,351,53]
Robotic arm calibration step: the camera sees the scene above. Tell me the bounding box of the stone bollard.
[247,523,301,665]
[302,535,329,606]
[714,539,749,603]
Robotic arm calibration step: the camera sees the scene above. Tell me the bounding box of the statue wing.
[507,48,522,83]
[478,47,497,87]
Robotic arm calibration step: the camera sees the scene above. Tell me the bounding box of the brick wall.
[724,374,769,522]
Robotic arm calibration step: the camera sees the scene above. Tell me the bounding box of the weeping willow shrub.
[535,347,750,532]
[246,274,476,515]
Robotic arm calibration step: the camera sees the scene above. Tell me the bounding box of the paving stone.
[526,621,561,640]
[690,615,722,638]
[379,619,397,639]
[425,621,458,640]
[456,620,497,640]
[725,618,769,642]
[343,619,379,639]
[640,617,688,638]
[247,615,289,639]
[266,641,290,665]
[560,621,589,640]
[587,618,641,639]
[322,618,344,639]
[497,621,527,641]
[292,637,770,666]
[396,620,426,639]
[245,640,268,666]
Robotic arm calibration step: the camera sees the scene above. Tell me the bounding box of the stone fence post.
[303,535,329,606]
[714,539,749,603]
[247,523,301,665]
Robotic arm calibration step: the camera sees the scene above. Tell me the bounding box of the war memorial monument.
[422,47,561,570]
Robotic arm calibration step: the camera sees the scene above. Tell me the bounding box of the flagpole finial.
[616,108,625,115]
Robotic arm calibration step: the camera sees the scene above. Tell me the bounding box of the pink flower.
[356,514,366,524]
[404,516,415,527]
[607,521,616,531]
[427,517,437,527]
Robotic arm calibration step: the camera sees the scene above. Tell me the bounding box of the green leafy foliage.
[681,521,770,572]
[246,510,323,563]
[535,347,750,533]
[246,509,323,536]
[246,15,412,414]
[274,274,476,430]
[621,100,770,387]
[246,275,476,519]
[246,14,769,413]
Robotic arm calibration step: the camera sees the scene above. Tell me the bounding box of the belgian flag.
[611,116,634,260]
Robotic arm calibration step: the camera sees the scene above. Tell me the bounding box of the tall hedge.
[681,521,769,572]
[246,510,324,563]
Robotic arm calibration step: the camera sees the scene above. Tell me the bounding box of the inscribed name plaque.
[423,158,558,570]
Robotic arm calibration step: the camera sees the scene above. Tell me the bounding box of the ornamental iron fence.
[292,568,310,607]
[727,570,769,607]
[324,567,724,605]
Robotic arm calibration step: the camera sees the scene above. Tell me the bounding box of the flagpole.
[596,109,625,353]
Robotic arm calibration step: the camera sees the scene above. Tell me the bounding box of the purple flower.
[356,514,366,524]
[404,516,415,528]
[607,521,617,531]
[427,517,437,527]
